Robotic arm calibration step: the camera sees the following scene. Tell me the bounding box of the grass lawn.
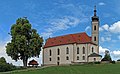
[1,63,120,74]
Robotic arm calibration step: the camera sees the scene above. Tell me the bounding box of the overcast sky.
[0,0,120,66]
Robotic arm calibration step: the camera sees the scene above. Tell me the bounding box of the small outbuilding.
[28,59,39,67]
[88,53,102,62]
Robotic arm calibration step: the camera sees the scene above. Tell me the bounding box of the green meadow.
[1,63,120,74]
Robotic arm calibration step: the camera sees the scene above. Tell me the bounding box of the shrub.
[0,62,16,72]
[102,50,112,62]
[94,62,101,64]
[0,57,16,72]
[88,62,94,64]
[117,59,120,61]
[111,61,115,64]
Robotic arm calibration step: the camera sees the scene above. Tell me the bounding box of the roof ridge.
[49,32,86,39]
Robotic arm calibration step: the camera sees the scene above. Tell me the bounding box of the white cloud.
[99,27,104,31]
[101,37,105,42]
[100,21,120,33]
[111,50,120,58]
[39,4,92,38]
[41,32,53,39]
[99,24,109,31]
[99,46,109,54]
[109,21,120,33]
[99,21,120,43]
[85,26,91,31]
[99,46,120,60]
[41,16,80,38]
[98,2,106,6]
[100,37,111,42]
[106,37,111,41]
[102,24,109,31]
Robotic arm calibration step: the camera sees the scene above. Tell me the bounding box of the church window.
[49,50,52,56]
[92,47,94,53]
[57,57,60,60]
[77,56,79,60]
[66,47,69,54]
[49,58,51,61]
[94,36,96,41]
[94,58,96,61]
[66,56,69,60]
[83,47,85,54]
[94,26,96,30]
[83,56,85,60]
[58,48,60,55]
[77,47,79,54]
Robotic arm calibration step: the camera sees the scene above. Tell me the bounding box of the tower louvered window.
[94,36,96,41]
[94,26,96,30]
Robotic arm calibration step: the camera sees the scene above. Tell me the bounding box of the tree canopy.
[0,57,6,63]
[6,17,43,67]
[101,50,112,61]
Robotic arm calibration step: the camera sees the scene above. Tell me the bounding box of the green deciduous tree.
[102,50,112,61]
[0,57,6,63]
[6,17,43,67]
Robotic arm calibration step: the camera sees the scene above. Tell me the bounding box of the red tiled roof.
[28,59,38,65]
[44,32,94,48]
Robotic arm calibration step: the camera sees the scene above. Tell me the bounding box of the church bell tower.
[91,6,99,45]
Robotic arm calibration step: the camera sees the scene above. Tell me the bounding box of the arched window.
[58,48,60,55]
[49,58,51,61]
[94,36,96,41]
[66,47,69,54]
[94,58,96,61]
[57,57,60,60]
[49,50,52,56]
[77,47,79,54]
[83,56,85,60]
[83,47,85,54]
[66,56,69,60]
[92,47,94,53]
[77,56,79,60]
[94,26,96,30]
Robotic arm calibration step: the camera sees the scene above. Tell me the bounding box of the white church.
[43,6,102,66]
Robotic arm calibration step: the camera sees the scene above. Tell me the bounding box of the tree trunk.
[23,56,28,67]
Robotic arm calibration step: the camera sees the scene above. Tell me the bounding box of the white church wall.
[88,57,101,62]
[43,44,74,65]
[74,44,88,62]
[88,44,98,55]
